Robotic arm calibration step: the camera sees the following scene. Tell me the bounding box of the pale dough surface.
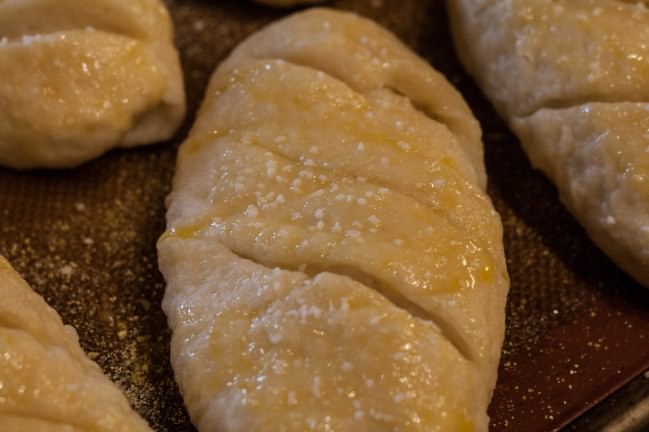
[0,0,185,168]
[159,8,509,432]
[0,256,152,432]
[448,0,649,286]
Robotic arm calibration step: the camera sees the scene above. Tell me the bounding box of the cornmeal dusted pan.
[0,1,648,431]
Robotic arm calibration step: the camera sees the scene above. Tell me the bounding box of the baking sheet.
[1,1,648,431]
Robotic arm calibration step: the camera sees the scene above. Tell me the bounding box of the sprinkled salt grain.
[365,379,375,388]
[330,183,339,192]
[332,222,342,233]
[245,204,259,218]
[314,209,325,219]
[393,239,403,246]
[309,146,320,154]
[341,362,353,371]
[335,194,346,201]
[82,237,94,245]
[273,135,287,143]
[357,198,368,205]
[313,189,325,198]
[393,393,405,403]
[433,179,446,188]
[352,221,363,228]
[74,202,86,212]
[287,391,298,405]
[367,215,380,225]
[265,160,277,177]
[425,227,434,235]
[365,191,374,198]
[642,226,649,233]
[606,216,616,225]
[312,376,322,398]
[395,120,403,129]
[318,175,328,182]
[299,170,313,179]
[354,411,365,421]
[304,159,315,167]
[381,157,389,166]
[234,182,245,193]
[269,333,282,344]
[397,141,411,151]
[378,187,389,195]
[346,230,361,239]
[357,143,365,151]
[21,34,45,45]
[346,195,354,203]
[316,221,325,231]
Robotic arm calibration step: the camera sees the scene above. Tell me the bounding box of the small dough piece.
[449,0,649,286]
[0,0,185,169]
[159,8,509,432]
[0,256,152,432]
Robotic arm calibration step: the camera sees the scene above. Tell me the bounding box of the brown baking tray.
[1,1,648,431]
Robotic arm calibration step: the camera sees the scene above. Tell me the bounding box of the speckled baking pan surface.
[1,1,648,431]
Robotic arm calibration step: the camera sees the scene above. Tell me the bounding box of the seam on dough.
[244,139,472,236]
[247,56,461,138]
[383,84,446,125]
[521,98,649,119]
[222,237,474,361]
[0,316,32,335]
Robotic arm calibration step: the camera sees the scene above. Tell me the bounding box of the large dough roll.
[448,0,649,286]
[0,0,185,169]
[0,256,152,431]
[159,8,509,432]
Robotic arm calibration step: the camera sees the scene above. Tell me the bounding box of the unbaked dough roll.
[448,0,649,286]
[0,0,185,169]
[159,8,509,432]
[0,256,152,431]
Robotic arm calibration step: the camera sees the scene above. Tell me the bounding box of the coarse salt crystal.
[245,204,259,218]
